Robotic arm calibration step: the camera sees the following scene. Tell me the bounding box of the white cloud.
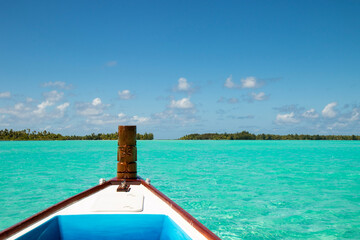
[14,103,24,110]
[57,102,70,111]
[218,97,239,104]
[117,113,127,123]
[131,115,150,124]
[86,114,117,125]
[322,102,337,118]
[77,98,108,116]
[152,96,198,126]
[152,109,197,125]
[0,90,155,129]
[0,115,9,126]
[37,101,53,110]
[0,95,66,121]
[336,107,359,124]
[0,92,11,98]
[170,98,194,109]
[92,98,102,106]
[241,77,257,88]
[118,113,126,119]
[0,98,62,121]
[302,109,319,119]
[44,90,64,102]
[224,75,236,88]
[77,106,103,116]
[54,102,70,118]
[276,112,299,124]
[118,113,150,124]
[251,92,266,101]
[349,108,359,122]
[33,101,53,115]
[42,81,71,89]
[176,78,191,91]
[118,90,134,100]
[86,112,150,125]
[33,91,64,116]
[327,107,359,130]
[225,76,261,89]
[327,122,348,130]
[0,103,31,119]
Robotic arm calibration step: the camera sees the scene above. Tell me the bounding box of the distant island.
[1,129,359,141]
[0,129,154,141]
[179,131,360,140]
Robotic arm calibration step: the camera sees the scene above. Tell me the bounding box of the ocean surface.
[0,140,359,239]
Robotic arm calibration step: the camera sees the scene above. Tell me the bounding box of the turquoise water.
[0,140,360,239]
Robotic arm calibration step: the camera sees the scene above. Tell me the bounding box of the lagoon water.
[0,140,360,239]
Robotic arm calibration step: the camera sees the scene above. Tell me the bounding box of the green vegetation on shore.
[1,129,359,141]
[180,131,360,140]
[0,129,154,141]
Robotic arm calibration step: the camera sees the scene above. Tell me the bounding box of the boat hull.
[0,178,220,240]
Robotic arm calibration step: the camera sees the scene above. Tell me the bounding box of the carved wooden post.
[117,125,137,179]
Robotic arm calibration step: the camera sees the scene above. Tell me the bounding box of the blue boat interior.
[17,214,192,240]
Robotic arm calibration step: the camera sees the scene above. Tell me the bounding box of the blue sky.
[0,1,359,139]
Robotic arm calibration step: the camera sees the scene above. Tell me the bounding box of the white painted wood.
[91,192,144,212]
[9,184,208,240]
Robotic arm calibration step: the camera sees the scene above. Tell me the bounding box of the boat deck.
[4,180,217,240]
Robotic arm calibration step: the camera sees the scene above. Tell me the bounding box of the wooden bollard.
[117,125,137,179]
